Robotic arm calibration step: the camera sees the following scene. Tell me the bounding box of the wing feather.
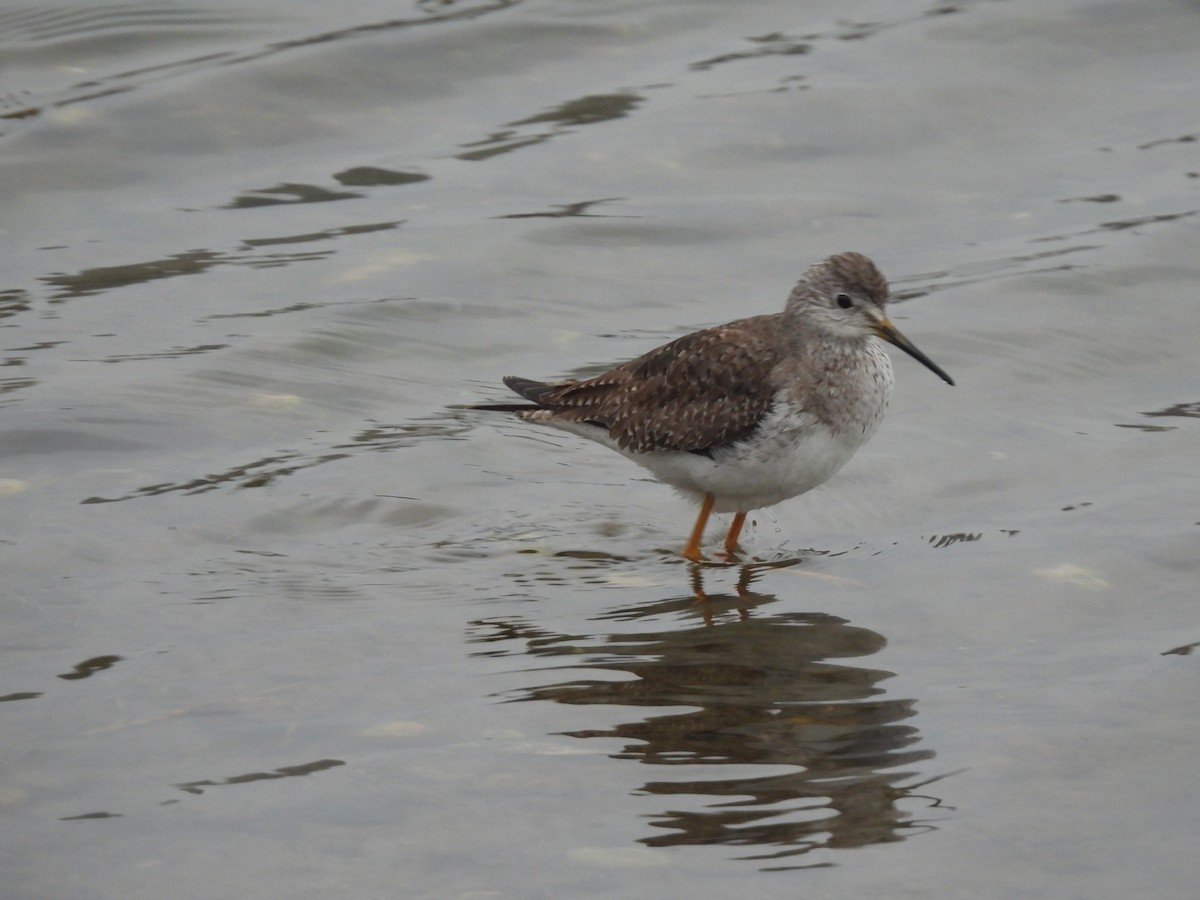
[512,315,785,453]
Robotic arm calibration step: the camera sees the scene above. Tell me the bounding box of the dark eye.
[835,293,853,309]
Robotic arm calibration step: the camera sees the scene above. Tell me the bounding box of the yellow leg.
[682,493,715,562]
[723,511,748,559]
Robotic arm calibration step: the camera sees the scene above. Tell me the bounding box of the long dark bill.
[875,319,955,386]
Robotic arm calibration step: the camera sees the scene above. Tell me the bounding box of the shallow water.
[2,0,1199,897]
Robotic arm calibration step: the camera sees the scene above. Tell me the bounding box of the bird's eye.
[835,293,853,310]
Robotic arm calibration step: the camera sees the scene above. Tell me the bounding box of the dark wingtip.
[502,374,535,392]
[503,376,557,405]
[460,377,548,412]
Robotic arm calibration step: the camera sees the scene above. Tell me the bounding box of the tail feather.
[502,375,559,406]
[471,375,611,436]
[466,376,557,412]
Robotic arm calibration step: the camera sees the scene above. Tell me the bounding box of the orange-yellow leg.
[723,511,748,559]
[682,493,715,562]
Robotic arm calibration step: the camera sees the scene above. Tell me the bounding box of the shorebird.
[480,252,953,562]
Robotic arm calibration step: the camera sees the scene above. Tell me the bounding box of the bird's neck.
[785,335,894,434]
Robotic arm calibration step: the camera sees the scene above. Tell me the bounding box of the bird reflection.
[469,568,950,867]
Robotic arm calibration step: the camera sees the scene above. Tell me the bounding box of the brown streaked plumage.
[480,252,954,562]
[504,318,786,454]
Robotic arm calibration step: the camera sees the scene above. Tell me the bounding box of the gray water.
[2,1,1199,897]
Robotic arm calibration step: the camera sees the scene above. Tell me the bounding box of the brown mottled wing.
[514,315,785,453]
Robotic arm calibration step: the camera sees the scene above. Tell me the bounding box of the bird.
[478,252,954,562]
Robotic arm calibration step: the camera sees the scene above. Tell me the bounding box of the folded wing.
[505,316,784,454]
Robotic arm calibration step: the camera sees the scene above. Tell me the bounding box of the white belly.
[545,398,881,513]
[632,411,869,512]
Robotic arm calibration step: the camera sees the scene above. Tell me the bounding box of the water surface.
[2,1,1198,897]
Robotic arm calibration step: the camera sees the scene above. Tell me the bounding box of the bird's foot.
[712,543,747,566]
